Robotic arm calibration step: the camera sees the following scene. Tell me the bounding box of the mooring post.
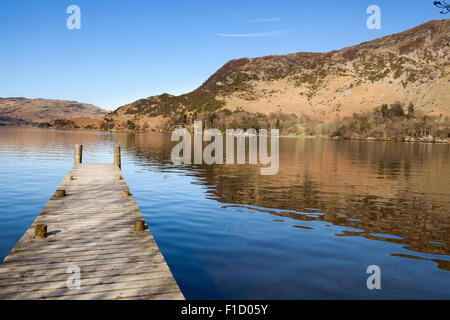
[114,146,121,169]
[134,220,145,232]
[35,224,47,239]
[75,145,83,165]
[55,190,66,198]
[122,190,131,197]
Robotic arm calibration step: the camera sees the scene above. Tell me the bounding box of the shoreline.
[3,125,449,144]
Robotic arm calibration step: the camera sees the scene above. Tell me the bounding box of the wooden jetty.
[0,145,184,300]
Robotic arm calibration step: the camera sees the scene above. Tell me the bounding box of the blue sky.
[0,0,445,110]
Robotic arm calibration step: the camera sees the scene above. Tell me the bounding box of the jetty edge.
[0,145,184,300]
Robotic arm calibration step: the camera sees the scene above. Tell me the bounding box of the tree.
[434,1,450,14]
[389,102,405,118]
[127,120,136,130]
[381,104,389,118]
[100,121,109,130]
[407,103,415,118]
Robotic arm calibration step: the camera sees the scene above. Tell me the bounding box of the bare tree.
[434,1,450,14]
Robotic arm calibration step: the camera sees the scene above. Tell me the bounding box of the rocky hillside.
[0,98,107,126]
[107,19,450,131]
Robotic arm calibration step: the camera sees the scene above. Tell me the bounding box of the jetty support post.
[134,220,145,232]
[34,224,47,239]
[114,146,121,169]
[75,145,83,165]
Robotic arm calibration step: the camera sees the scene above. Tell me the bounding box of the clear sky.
[0,0,445,110]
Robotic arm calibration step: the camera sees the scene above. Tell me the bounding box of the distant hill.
[107,19,450,132]
[0,97,107,126]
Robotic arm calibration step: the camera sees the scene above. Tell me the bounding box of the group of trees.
[38,119,78,129]
[163,108,271,132]
[330,102,450,141]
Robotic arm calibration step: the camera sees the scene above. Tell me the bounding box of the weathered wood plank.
[0,260,168,279]
[3,247,161,263]
[0,273,176,293]
[0,255,165,274]
[0,266,172,286]
[0,163,184,300]
[11,240,155,252]
[10,241,157,256]
[0,279,180,300]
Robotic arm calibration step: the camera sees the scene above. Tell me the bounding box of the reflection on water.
[0,127,449,299]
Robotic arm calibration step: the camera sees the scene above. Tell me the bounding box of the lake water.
[0,127,449,299]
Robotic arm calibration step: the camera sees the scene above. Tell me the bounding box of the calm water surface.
[0,127,449,299]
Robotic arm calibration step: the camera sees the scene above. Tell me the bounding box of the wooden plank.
[42,288,185,300]
[0,163,184,300]
[10,241,157,255]
[0,266,172,285]
[0,272,176,293]
[0,278,181,300]
[0,260,168,279]
[3,247,161,263]
[0,255,165,274]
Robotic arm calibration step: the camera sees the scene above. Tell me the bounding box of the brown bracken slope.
[0,98,107,126]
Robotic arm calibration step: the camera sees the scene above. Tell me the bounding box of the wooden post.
[55,190,66,198]
[134,220,145,232]
[35,225,47,239]
[122,191,131,197]
[75,145,83,165]
[114,146,121,169]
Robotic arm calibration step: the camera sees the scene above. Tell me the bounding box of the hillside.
[106,19,450,133]
[0,98,107,126]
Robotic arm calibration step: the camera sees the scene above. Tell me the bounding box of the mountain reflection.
[122,132,450,271]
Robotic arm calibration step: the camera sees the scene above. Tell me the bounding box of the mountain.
[0,98,108,126]
[106,19,450,132]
